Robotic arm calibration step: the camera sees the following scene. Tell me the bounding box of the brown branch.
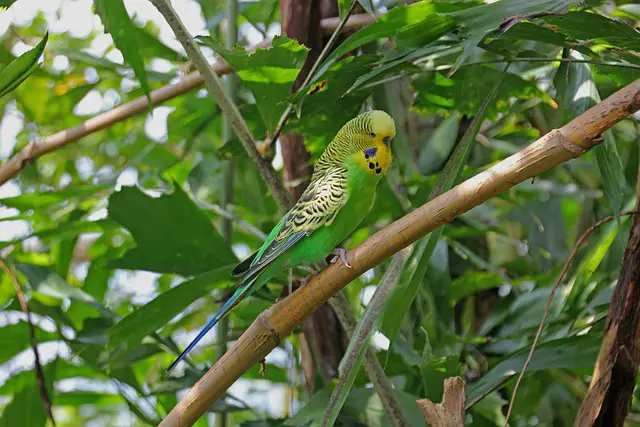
[504,210,640,427]
[0,259,56,426]
[156,83,640,427]
[0,13,377,188]
[417,377,466,427]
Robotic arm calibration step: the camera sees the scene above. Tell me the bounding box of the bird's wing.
[237,167,349,282]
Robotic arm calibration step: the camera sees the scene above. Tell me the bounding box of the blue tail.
[167,279,254,372]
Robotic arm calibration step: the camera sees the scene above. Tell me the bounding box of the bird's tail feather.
[167,276,258,372]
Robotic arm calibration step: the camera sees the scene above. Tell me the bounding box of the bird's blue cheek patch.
[363,147,378,159]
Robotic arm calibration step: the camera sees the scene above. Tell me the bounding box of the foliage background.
[0,0,639,426]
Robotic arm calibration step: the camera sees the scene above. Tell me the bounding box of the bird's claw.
[330,248,352,269]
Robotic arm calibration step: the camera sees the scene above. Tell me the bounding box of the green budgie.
[168,110,395,372]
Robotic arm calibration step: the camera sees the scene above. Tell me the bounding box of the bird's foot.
[330,248,352,269]
[299,274,314,287]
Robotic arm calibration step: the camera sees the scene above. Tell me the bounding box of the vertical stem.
[216,1,238,426]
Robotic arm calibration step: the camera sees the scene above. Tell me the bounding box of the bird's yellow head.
[354,110,395,177]
[318,110,396,177]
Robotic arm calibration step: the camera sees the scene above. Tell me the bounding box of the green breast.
[287,163,381,266]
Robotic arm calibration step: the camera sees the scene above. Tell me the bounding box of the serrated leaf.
[95,0,151,100]
[0,32,47,99]
[107,185,236,275]
[107,265,234,347]
[199,35,309,135]
[0,0,19,8]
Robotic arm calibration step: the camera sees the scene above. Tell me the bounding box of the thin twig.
[503,210,640,427]
[149,0,292,212]
[266,0,361,148]
[0,259,56,426]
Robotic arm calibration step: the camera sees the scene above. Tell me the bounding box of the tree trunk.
[574,162,640,426]
[279,0,346,393]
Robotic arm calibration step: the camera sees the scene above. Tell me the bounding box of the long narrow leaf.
[0,33,48,99]
[95,0,151,100]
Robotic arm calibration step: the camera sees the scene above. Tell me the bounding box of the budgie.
[168,110,395,372]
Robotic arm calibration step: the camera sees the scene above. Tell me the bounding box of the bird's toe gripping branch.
[330,248,352,269]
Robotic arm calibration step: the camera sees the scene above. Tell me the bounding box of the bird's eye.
[369,132,376,138]
[383,136,390,144]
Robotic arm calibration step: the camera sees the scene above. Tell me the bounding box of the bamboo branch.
[157,81,640,427]
[0,259,56,427]
[0,13,376,188]
[149,0,292,210]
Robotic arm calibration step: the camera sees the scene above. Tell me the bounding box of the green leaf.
[0,321,59,365]
[0,360,56,427]
[316,2,455,82]
[95,0,151,100]
[466,335,600,408]
[450,0,578,72]
[108,265,234,346]
[0,183,108,218]
[0,0,19,9]
[554,49,626,220]
[418,112,460,175]
[563,209,632,312]
[545,11,640,52]
[200,35,309,135]
[0,32,47,99]
[287,55,401,156]
[451,272,505,304]
[107,185,236,275]
[413,65,552,120]
[16,263,112,319]
[0,360,93,396]
[339,0,374,16]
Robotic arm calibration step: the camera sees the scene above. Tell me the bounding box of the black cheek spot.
[375,168,382,174]
[369,162,375,169]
